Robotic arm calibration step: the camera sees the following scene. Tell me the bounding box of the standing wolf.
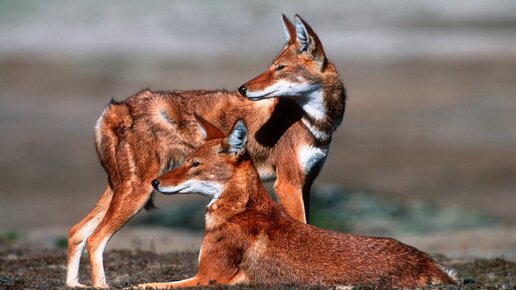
[67,14,346,288]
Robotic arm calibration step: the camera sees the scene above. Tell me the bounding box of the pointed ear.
[193,113,225,141]
[281,14,296,44]
[223,119,248,155]
[293,14,326,68]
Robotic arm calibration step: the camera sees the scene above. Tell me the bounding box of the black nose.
[151,179,160,190]
[238,85,247,96]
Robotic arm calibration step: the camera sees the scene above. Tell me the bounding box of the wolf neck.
[206,160,272,222]
[298,74,345,142]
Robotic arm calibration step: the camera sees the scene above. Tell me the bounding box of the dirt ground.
[0,249,515,289]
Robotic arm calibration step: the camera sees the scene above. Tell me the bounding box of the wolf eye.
[275,64,286,71]
[191,160,200,168]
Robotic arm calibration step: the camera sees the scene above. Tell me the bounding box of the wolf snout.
[151,179,160,190]
[238,85,247,97]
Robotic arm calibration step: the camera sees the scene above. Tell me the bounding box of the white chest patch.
[297,145,328,174]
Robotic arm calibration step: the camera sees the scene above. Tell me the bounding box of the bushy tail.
[94,99,133,188]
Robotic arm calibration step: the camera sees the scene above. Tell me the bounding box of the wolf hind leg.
[66,185,113,288]
[86,182,153,288]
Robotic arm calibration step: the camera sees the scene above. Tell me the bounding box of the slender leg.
[273,156,310,223]
[274,146,323,223]
[303,188,311,223]
[301,176,316,223]
[138,271,247,289]
[273,179,306,223]
[138,276,201,289]
[86,182,152,288]
[138,231,247,288]
[66,186,113,288]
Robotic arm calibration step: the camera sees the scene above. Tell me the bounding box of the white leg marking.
[66,217,103,287]
[92,236,110,287]
[66,240,87,287]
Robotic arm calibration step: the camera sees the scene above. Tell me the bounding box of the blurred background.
[0,1,515,260]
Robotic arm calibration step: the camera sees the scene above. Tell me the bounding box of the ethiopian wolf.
[67,14,345,288]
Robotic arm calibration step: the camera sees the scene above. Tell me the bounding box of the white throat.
[298,89,326,121]
[298,88,331,140]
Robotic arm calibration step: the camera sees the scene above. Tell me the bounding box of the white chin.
[247,92,276,100]
[158,185,189,195]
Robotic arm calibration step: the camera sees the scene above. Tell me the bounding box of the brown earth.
[0,248,515,289]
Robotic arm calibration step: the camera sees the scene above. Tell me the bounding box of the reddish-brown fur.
[67,15,346,288]
[139,120,457,289]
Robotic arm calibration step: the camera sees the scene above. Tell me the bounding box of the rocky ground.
[1,249,515,289]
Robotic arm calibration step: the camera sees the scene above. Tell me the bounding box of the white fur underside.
[299,89,325,120]
[297,145,328,174]
[246,79,326,126]
[245,79,297,99]
[158,179,224,206]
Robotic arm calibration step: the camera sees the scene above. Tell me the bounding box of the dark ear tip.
[294,14,307,25]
